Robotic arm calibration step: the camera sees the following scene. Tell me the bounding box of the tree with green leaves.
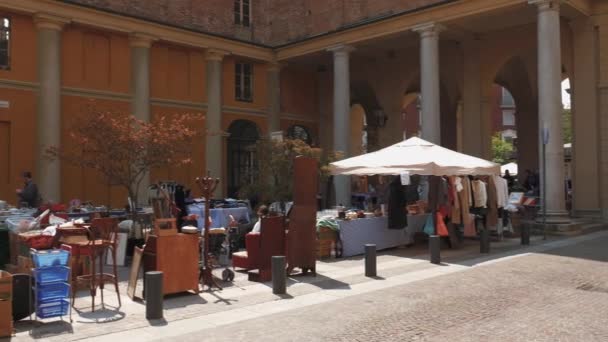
[491,133,514,165]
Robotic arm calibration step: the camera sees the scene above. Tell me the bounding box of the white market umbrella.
[330,136,500,176]
[501,162,518,176]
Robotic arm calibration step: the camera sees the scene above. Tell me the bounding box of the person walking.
[503,170,515,190]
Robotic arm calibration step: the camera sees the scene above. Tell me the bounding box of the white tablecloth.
[339,217,410,257]
[187,204,250,229]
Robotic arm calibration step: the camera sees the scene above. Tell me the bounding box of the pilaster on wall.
[34,13,69,204]
[462,38,483,158]
[596,19,608,219]
[570,18,600,217]
[480,93,493,161]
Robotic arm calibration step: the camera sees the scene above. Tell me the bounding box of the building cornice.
[129,32,158,48]
[33,12,70,31]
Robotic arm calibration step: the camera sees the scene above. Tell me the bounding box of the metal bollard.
[364,244,377,277]
[145,271,163,320]
[429,235,441,264]
[272,256,286,295]
[521,225,530,246]
[480,229,490,254]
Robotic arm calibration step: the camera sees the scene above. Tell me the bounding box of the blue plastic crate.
[34,267,70,284]
[37,282,70,302]
[36,298,69,319]
[31,249,70,268]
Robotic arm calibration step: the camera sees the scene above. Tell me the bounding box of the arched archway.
[493,55,537,185]
[227,119,260,198]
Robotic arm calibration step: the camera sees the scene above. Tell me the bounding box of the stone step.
[522,220,607,236]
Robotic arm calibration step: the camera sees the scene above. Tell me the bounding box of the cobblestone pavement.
[173,234,608,342]
[7,232,607,341]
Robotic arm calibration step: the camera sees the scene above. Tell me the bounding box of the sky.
[562,79,571,109]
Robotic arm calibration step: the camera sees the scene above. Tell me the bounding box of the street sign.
[542,126,550,145]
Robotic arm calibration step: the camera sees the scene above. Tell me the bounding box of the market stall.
[328,137,502,256]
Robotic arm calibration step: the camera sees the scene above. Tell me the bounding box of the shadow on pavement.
[539,234,608,263]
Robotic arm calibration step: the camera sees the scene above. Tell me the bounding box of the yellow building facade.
[0,0,607,221]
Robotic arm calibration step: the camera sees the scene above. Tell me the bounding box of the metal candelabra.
[195,172,222,291]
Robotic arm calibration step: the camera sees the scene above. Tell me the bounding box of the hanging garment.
[459,177,473,226]
[423,213,435,235]
[493,175,509,208]
[450,176,462,225]
[436,212,449,237]
[428,176,448,212]
[486,176,499,228]
[471,180,488,208]
[463,213,476,237]
[404,175,420,205]
[388,177,407,229]
[418,176,429,201]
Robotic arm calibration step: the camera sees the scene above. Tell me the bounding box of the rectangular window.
[502,109,515,126]
[234,0,251,27]
[235,62,253,102]
[0,17,10,70]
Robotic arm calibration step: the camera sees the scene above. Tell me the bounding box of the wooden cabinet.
[143,234,200,295]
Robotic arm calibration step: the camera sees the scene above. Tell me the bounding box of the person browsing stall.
[16,171,41,208]
[251,205,269,233]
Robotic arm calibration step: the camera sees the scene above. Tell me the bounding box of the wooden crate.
[316,227,337,259]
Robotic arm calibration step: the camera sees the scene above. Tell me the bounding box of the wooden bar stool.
[74,218,121,311]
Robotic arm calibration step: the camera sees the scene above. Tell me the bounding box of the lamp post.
[195,172,222,291]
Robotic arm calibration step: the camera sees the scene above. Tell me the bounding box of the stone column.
[34,14,68,204]
[595,22,608,220]
[130,33,155,206]
[462,38,483,157]
[267,62,282,136]
[570,19,600,217]
[413,23,444,145]
[328,45,354,207]
[205,49,227,197]
[530,0,568,221]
